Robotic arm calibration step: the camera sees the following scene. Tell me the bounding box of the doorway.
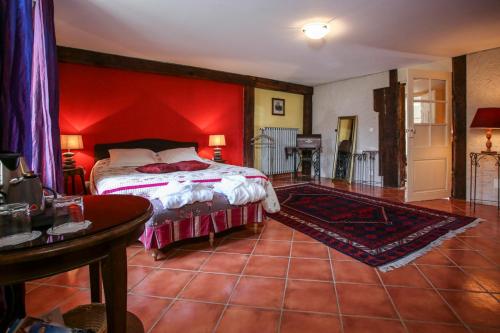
[405,69,452,202]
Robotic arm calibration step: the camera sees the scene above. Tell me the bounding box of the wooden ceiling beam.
[57,46,313,96]
[252,77,313,95]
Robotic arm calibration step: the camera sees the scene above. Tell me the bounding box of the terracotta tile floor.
[25,179,500,332]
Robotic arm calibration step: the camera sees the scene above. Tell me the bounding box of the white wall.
[313,52,500,206]
[466,47,500,205]
[313,72,389,181]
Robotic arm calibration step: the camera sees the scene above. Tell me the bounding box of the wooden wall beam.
[377,69,405,188]
[57,46,313,95]
[389,69,398,87]
[385,70,401,187]
[452,55,467,199]
[243,86,255,167]
[398,83,406,187]
[303,94,313,135]
[373,87,386,177]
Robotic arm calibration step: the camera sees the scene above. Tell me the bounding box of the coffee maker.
[0,152,47,215]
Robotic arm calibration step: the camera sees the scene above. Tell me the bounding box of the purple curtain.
[1,0,62,327]
[0,0,33,163]
[0,0,33,329]
[31,0,62,192]
[0,0,62,192]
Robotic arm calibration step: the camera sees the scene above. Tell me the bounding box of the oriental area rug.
[270,183,481,271]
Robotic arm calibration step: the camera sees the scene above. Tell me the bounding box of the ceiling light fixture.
[302,22,329,39]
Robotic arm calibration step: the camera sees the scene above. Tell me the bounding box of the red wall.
[59,63,244,177]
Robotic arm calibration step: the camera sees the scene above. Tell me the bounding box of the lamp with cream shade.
[470,108,500,154]
[60,134,83,169]
[208,134,226,162]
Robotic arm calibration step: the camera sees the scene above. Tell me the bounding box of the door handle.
[405,128,416,138]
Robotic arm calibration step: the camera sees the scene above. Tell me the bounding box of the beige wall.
[467,47,500,205]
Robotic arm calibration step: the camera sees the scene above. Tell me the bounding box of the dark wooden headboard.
[94,138,198,162]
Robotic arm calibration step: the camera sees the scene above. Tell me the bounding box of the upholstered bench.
[139,193,265,260]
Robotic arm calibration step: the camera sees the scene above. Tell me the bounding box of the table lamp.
[470,108,500,154]
[209,134,226,162]
[60,134,83,169]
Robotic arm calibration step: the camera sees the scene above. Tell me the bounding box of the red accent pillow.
[135,163,178,174]
[172,160,210,171]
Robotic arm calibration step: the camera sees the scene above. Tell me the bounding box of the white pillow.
[108,148,157,167]
[157,147,202,163]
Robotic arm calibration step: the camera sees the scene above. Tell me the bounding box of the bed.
[90,138,279,259]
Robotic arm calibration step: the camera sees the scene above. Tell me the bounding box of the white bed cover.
[90,159,280,213]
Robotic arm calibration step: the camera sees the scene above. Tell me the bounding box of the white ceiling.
[54,0,500,86]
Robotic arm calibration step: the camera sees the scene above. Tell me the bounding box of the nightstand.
[63,166,88,195]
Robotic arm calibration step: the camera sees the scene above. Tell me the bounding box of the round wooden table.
[0,195,153,333]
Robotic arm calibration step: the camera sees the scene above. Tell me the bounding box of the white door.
[406,69,452,202]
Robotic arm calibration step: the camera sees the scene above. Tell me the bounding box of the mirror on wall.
[332,116,357,182]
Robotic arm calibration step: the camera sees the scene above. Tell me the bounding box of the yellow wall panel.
[253,88,304,167]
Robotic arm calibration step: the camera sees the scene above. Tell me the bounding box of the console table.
[469,152,500,211]
[0,195,153,332]
[285,147,321,179]
[353,150,379,186]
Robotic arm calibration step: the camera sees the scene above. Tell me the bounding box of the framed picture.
[272,98,285,116]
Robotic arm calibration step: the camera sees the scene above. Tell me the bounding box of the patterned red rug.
[270,183,481,271]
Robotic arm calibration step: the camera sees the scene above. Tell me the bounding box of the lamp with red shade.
[470,108,500,154]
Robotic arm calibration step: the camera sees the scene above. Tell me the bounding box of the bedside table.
[63,166,88,195]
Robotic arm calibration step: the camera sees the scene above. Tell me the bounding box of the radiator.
[261,127,298,175]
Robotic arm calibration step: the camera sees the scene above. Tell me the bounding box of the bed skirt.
[139,202,265,250]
